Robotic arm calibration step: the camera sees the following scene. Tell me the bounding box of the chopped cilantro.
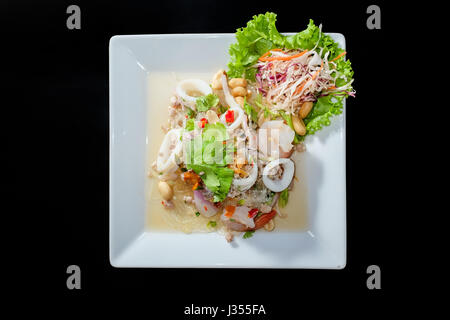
[217,104,229,115]
[243,231,255,239]
[185,118,195,131]
[196,94,219,112]
[243,98,258,122]
[207,221,217,228]
[279,188,289,208]
[186,107,196,118]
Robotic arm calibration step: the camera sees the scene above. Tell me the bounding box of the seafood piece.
[262,158,294,192]
[222,208,277,231]
[253,210,277,230]
[176,79,212,109]
[221,205,255,230]
[232,160,258,191]
[258,120,295,158]
[156,128,183,174]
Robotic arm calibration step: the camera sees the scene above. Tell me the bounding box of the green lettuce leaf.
[188,164,234,202]
[303,95,344,135]
[228,12,284,79]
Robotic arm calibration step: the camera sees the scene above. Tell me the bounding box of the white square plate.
[109,33,346,268]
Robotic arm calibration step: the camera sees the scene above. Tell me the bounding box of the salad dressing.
[146,72,308,233]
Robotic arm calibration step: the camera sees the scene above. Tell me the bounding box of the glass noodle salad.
[150,13,355,242]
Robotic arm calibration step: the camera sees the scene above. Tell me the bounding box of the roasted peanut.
[158,181,173,201]
[228,78,247,89]
[264,219,275,231]
[231,86,247,97]
[206,110,219,124]
[235,96,245,107]
[299,101,314,119]
[246,89,252,99]
[211,69,225,90]
[292,114,307,136]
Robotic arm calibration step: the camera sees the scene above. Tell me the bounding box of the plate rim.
[109,32,347,269]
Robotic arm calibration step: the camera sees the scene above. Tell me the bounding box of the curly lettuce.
[227,12,354,138]
[303,95,344,135]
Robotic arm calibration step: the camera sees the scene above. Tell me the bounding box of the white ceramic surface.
[109,33,347,268]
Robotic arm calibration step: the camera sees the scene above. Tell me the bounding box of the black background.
[3,0,413,314]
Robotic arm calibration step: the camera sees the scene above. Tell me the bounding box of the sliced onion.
[193,190,218,218]
[156,128,182,174]
[262,158,295,192]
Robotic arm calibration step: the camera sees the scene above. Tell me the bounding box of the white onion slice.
[176,79,212,109]
[156,128,182,174]
[220,206,255,229]
[262,158,295,192]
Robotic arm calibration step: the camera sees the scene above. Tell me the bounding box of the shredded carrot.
[224,205,236,218]
[294,60,324,95]
[328,85,337,90]
[258,48,284,61]
[293,81,306,95]
[311,60,324,81]
[330,51,346,62]
[192,182,199,191]
[259,50,309,62]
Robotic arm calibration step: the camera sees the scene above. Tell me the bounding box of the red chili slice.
[248,208,259,218]
[225,109,234,123]
[199,118,208,128]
